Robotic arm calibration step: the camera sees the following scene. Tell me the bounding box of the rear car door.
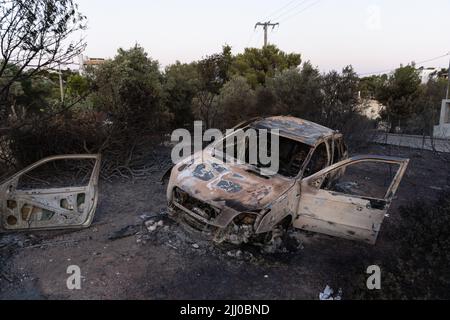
[0,154,101,231]
[293,155,408,244]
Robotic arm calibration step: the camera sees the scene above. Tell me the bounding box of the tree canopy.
[231,45,302,88]
[92,45,165,129]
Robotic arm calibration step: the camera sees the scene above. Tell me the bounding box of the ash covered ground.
[1,143,449,299]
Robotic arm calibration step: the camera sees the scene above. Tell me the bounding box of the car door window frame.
[294,155,409,244]
[0,154,101,231]
[304,155,409,202]
[298,138,331,179]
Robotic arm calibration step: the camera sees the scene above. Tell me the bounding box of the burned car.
[167,116,409,245]
[0,154,101,231]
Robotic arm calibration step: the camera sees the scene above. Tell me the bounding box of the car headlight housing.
[233,212,257,225]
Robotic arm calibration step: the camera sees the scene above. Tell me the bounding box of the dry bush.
[351,190,450,299]
[7,112,104,167]
[4,111,172,182]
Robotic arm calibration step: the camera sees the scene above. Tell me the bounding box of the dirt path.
[1,144,449,299]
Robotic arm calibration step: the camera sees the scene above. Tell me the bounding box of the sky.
[75,0,450,75]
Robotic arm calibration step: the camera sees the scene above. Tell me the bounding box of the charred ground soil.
[1,143,449,299]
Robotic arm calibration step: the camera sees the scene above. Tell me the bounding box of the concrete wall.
[434,99,450,138]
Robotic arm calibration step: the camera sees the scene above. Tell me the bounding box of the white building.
[417,67,439,84]
[78,55,106,74]
[358,99,385,120]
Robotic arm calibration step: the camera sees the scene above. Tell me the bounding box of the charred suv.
[167,116,409,245]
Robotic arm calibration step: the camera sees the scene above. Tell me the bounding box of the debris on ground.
[227,249,242,258]
[287,231,305,250]
[0,143,446,299]
[138,213,154,221]
[262,236,284,254]
[144,219,164,232]
[0,272,13,283]
[108,225,141,241]
[319,285,342,300]
[260,229,305,254]
[138,208,168,222]
[0,234,42,250]
[225,249,255,261]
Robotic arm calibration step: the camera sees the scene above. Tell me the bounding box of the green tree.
[0,0,87,133]
[92,45,166,130]
[194,45,233,128]
[404,77,447,135]
[163,61,199,128]
[320,65,360,129]
[358,74,387,99]
[197,45,233,95]
[0,64,58,122]
[254,86,277,117]
[215,75,256,129]
[267,61,322,118]
[377,65,421,131]
[231,45,301,88]
[67,74,91,98]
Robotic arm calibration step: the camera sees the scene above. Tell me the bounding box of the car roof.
[250,116,337,146]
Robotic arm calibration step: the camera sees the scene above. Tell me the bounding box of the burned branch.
[0,0,86,129]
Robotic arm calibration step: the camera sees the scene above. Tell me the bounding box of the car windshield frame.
[209,126,312,179]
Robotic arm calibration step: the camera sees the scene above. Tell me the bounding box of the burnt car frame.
[0,154,101,231]
[167,116,409,245]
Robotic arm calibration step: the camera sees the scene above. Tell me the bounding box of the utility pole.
[446,55,450,100]
[255,21,279,47]
[58,64,64,103]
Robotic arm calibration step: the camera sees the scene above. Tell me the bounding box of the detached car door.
[0,154,101,231]
[293,155,408,244]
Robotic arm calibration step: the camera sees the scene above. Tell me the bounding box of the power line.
[246,0,322,49]
[358,52,450,77]
[243,0,295,49]
[278,0,323,23]
[261,0,301,22]
[245,28,257,48]
[415,53,450,65]
[271,0,314,22]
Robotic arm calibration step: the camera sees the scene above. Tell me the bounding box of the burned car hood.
[172,154,294,212]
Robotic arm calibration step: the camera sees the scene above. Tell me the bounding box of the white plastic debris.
[139,213,153,221]
[335,288,343,300]
[319,285,333,300]
[145,219,164,232]
[319,285,342,300]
